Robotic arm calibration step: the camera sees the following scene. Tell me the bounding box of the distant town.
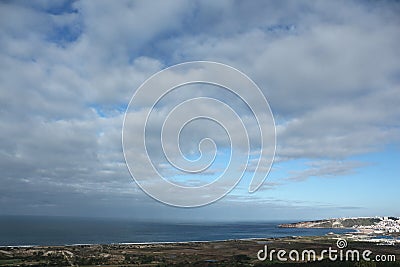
[279,216,400,244]
[355,216,400,234]
[280,216,400,233]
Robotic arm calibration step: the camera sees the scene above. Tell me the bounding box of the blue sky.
[0,0,399,221]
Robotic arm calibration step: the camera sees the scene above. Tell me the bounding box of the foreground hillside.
[0,235,399,266]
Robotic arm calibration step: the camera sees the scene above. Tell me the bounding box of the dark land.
[1,234,399,266]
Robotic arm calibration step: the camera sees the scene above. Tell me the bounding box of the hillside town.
[353,216,400,234]
[280,216,400,234]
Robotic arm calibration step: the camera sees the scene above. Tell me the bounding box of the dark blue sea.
[0,216,353,246]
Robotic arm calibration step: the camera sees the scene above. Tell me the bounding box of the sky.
[0,0,399,221]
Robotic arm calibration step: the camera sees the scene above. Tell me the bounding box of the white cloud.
[286,160,370,182]
[0,0,399,216]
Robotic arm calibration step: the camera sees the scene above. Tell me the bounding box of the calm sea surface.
[0,216,353,246]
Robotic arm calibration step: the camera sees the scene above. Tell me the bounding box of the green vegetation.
[341,218,382,228]
[0,236,398,266]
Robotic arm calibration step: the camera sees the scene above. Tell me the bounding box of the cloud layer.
[0,0,399,218]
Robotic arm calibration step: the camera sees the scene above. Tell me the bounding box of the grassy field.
[0,235,399,266]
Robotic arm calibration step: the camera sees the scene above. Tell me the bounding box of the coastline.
[0,229,355,248]
[1,217,399,265]
[0,236,327,249]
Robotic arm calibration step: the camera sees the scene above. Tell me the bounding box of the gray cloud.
[286,160,370,182]
[0,0,399,218]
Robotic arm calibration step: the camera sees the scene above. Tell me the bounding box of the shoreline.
[2,225,396,249]
[0,231,356,248]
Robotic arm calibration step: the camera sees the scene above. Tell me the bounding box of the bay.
[0,216,353,246]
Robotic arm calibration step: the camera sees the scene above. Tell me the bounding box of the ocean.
[0,216,353,246]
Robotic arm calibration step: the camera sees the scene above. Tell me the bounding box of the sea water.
[0,215,354,246]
